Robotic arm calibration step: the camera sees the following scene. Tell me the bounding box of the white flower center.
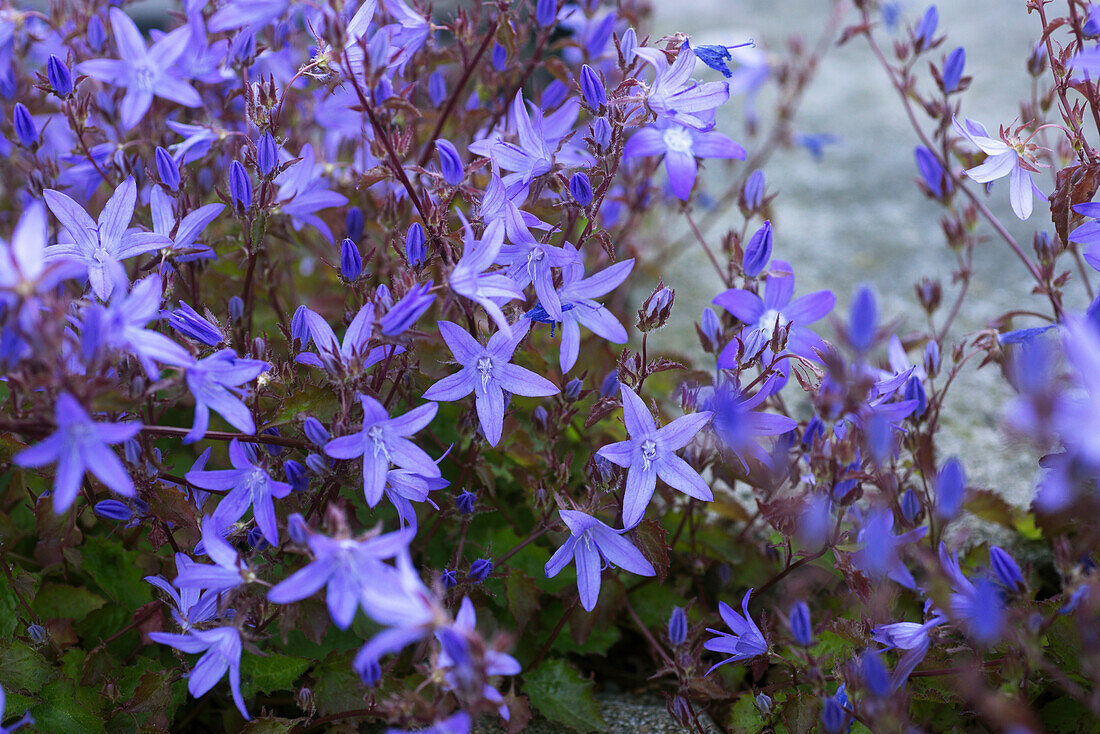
[476,355,493,389]
[133,62,157,92]
[662,127,694,155]
[367,424,389,460]
[526,247,545,282]
[640,439,658,470]
[244,468,266,499]
[756,308,789,341]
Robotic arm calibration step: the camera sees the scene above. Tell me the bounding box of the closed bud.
[168,301,223,346]
[742,220,773,277]
[428,70,447,107]
[261,427,282,454]
[579,64,607,108]
[287,513,310,544]
[340,238,363,281]
[247,526,270,550]
[469,558,493,582]
[903,374,927,417]
[913,5,938,51]
[935,456,966,520]
[1027,42,1047,77]
[789,601,813,646]
[700,307,721,350]
[228,295,245,323]
[94,500,133,522]
[124,438,142,464]
[375,284,392,310]
[667,695,692,729]
[754,693,772,714]
[942,46,965,93]
[1034,230,1056,261]
[231,31,257,64]
[491,42,507,71]
[28,623,48,645]
[284,459,308,492]
[303,416,330,445]
[848,284,877,353]
[296,686,314,712]
[915,277,941,314]
[569,171,593,206]
[900,488,921,523]
[638,284,675,331]
[990,546,1025,592]
[620,27,638,64]
[305,453,330,475]
[13,103,37,148]
[257,133,278,176]
[345,206,364,242]
[742,169,766,211]
[441,568,458,589]
[406,222,427,265]
[358,657,382,686]
[435,139,464,185]
[155,146,181,191]
[668,607,687,645]
[599,370,619,397]
[47,55,73,97]
[455,489,476,514]
[564,377,583,400]
[536,0,558,27]
[533,405,549,431]
[291,304,310,342]
[228,160,252,209]
[87,15,107,51]
[590,117,612,148]
[923,340,941,376]
[381,280,434,336]
[914,147,952,198]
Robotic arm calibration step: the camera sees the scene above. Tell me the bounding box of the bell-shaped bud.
[87,15,107,51]
[569,171,593,206]
[47,55,73,97]
[340,238,363,281]
[435,139,464,185]
[848,284,877,353]
[741,169,765,211]
[13,103,37,148]
[406,222,427,266]
[564,377,583,400]
[455,489,476,514]
[469,558,494,582]
[536,0,558,27]
[257,133,278,176]
[228,295,244,323]
[579,64,607,108]
[345,206,364,242]
[742,220,773,277]
[155,146,181,191]
[620,28,638,64]
[491,42,508,71]
[668,607,687,645]
[303,416,330,445]
[990,546,1025,592]
[228,160,252,209]
[935,456,966,520]
[942,46,965,93]
[900,488,922,523]
[789,601,813,646]
[428,70,447,107]
[590,117,612,149]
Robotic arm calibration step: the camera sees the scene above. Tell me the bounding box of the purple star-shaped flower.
[295,303,401,378]
[624,119,745,200]
[595,384,713,528]
[185,439,292,546]
[184,349,269,443]
[952,116,1043,221]
[77,8,201,129]
[268,518,413,629]
[324,395,440,507]
[703,589,767,674]
[14,393,142,513]
[148,626,249,720]
[448,217,526,335]
[422,319,559,447]
[633,41,731,130]
[174,516,254,594]
[544,509,655,611]
[43,177,171,301]
[553,256,634,373]
[96,274,195,379]
[713,260,835,371]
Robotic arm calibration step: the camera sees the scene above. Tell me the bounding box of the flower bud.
[742,220,773,277]
[441,568,458,589]
[305,453,330,475]
[564,377,583,400]
[228,160,252,209]
[340,238,363,281]
[579,64,607,108]
[532,405,549,431]
[94,500,133,522]
[381,281,434,336]
[247,526,270,550]
[469,558,493,582]
[303,416,330,445]
[915,277,942,314]
[257,133,278,176]
[914,147,951,199]
[569,171,593,206]
[406,222,427,265]
[754,693,772,714]
[345,206,364,243]
[913,5,938,51]
[590,117,612,148]
[491,42,507,71]
[1027,42,1047,77]
[789,601,813,646]
[900,488,921,523]
[28,623,48,645]
[284,460,308,492]
[638,284,675,331]
[87,15,107,51]
[435,139,464,185]
[536,0,558,27]
[668,607,687,645]
[700,307,721,350]
[455,489,476,514]
[13,103,37,148]
[153,146,180,191]
[228,295,244,323]
[599,370,619,397]
[821,694,846,733]
[168,301,223,346]
[861,651,890,697]
[288,513,310,544]
[232,31,256,64]
[903,374,927,417]
[935,456,966,520]
[741,169,765,211]
[990,546,1025,592]
[47,55,73,97]
[923,340,940,376]
[620,28,638,64]
[428,70,447,107]
[291,304,310,342]
[848,284,877,353]
[942,46,965,93]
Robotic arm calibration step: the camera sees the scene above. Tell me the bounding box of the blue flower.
[953,116,1042,221]
[174,516,255,594]
[596,384,713,528]
[97,274,195,378]
[184,349,269,443]
[324,394,440,507]
[269,517,413,629]
[15,393,141,513]
[544,509,655,611]
[703,589,767,674]
[185,439,292,546]
[633,41,731,130]
[148,626,250,720]
[145,553,221,630]
[423,319,558,447]
[447,218,525,334]
[624,119,745,201]
[76,8,200,129]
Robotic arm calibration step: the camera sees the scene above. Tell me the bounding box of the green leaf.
[81,535,150,608]
[33,583,106,621]
[523,658,607,733]
[726,694,765,734]
[241,717,308,733]
[0,642,54,695]
[33,678,107,733]
[241,653,311,696]
[312,653,366,716]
